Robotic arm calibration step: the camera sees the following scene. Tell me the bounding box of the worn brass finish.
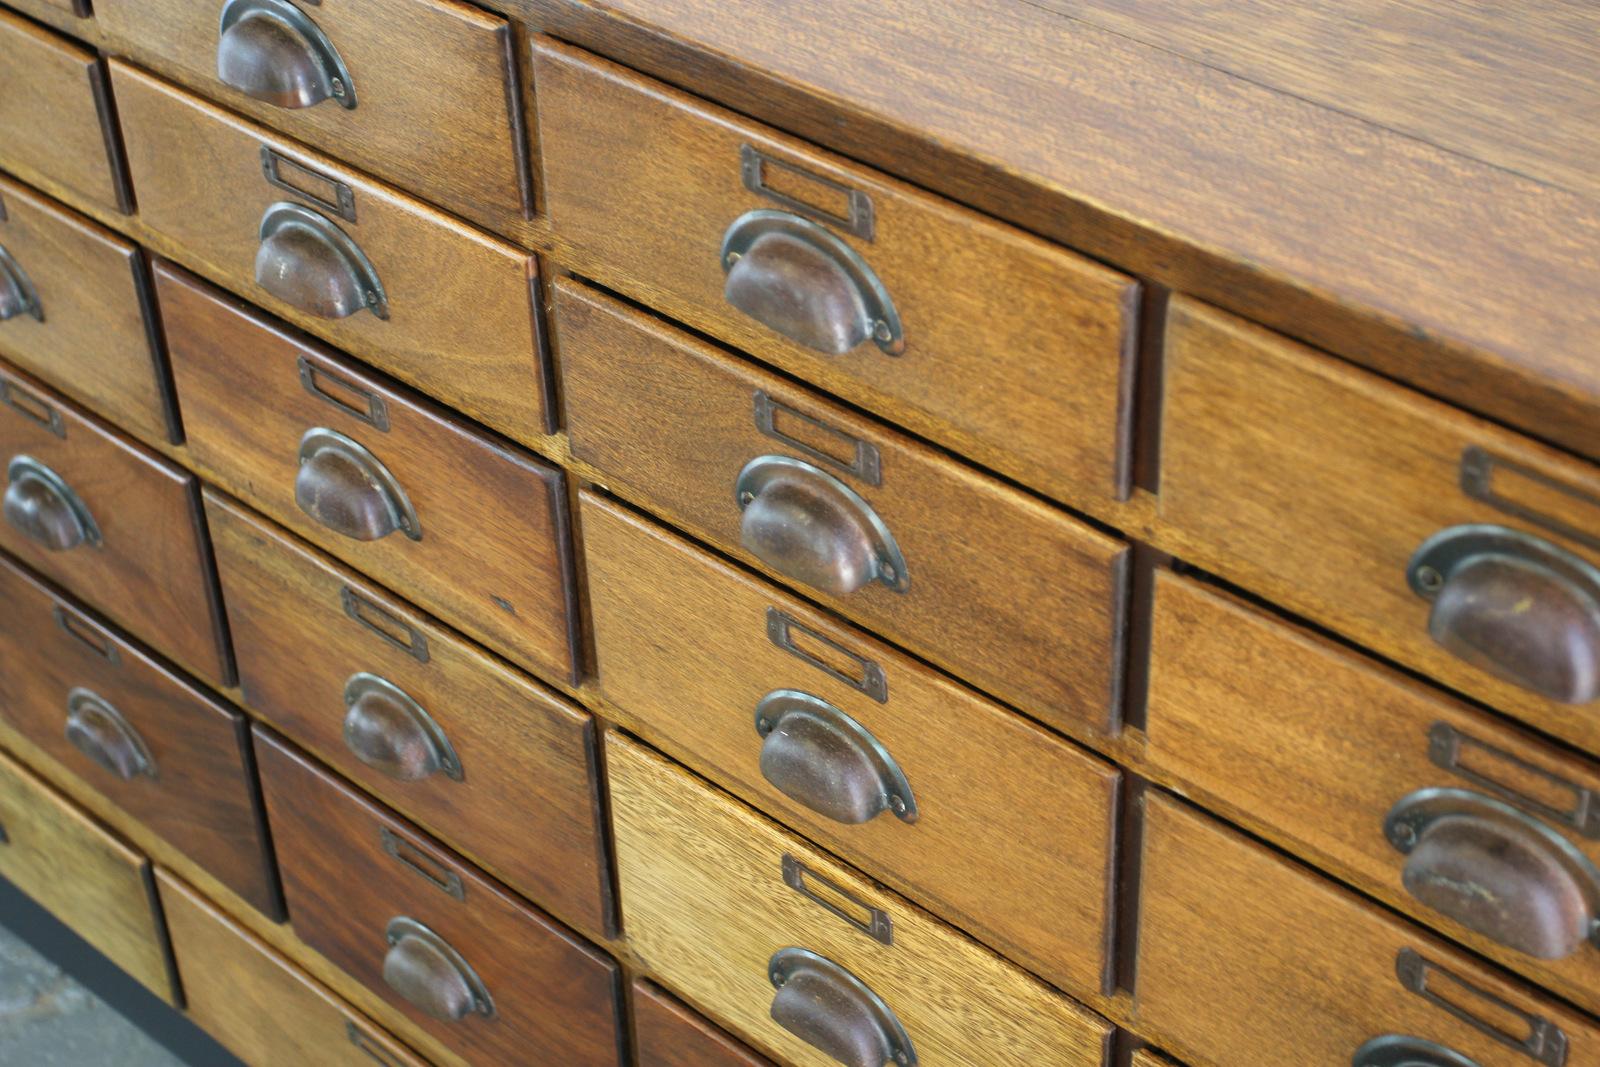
[64,688,156,782]
[217,0,356,110]
[767,947,916,1067]
[255,202,388,320]
[1352,1035,1482,1067]
[0,245,41,323]
[3,456,100,552]
[381,916,495,1023]
[294,428,420,543]
[342,673,462,783]
[754,690,917,825]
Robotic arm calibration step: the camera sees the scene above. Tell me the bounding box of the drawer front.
[206,491,607,934]
[0,555,278,916]
[607,732,1113,1067]
[0,10,126,215]
[256,730,622,1067]
[0,747,171,1000]
[633,980,773,1067]
[96,0,530,236]
[534,40,1139,511]
[1135,792,1600,1067]
[158,870,427,1067]
[0,177,171,445]
[560,279,1126,733]
[0,364,229,685]
[1146,570,1600,1012]
[163,264,576,684]
[582,492,1118,996]
[1160,297,1600,756]
[111,61,552,446]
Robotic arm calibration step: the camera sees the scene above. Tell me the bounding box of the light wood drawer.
[607,732,1113,1067]
[0,555,278,916]
[0,746,172,1000]
[1146,569,1600,1014]
[0,176,172,445]
[1135,791,1600,1067]
[257,730,623,1067]
[95,0,530,238]
[0,9,127,216]
[158,870,427,1067]
[1159,297,1600,757]
[633,979,774,1067]
[0,363,230,685]
[163,264,576,684]
[207,491,608,935]
[560,279,1126,735]
[534,39,1139,512]
[582,491,1118,998]
[111,61,553,447]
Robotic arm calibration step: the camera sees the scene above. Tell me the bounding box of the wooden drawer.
[158,870,427,1067]
[0,555,278,916]
[0,9,127,216]
[0,364,230,685]
[560,280,1126,734]
[1146,569,1600,1013]
[633,980,773,1067]
[206,491,607,935]
[95,0,530,238]
[0,746,172,1000]
[256,730,623,1067]
[162,265,576,684]
[607,732,1112,1067]
[582,492,1118,997]
[111,62,553,447]
[1159,297,1600,756]
[534,40,1139,511]
[1134,791,1600,1067]
[0,176,172,445]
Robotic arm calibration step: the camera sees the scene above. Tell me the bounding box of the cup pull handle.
[767,948,915,1067]
[755,690,915,825]
[1352,1035,1482,1067]
[256,202,386,320]
[217,0,356,110]
[0,245,42,322]
[295,428,420,542]
[4,456,100,551]
[65,688,156,782]
[344,674,461,783]
[381,917,494,1023]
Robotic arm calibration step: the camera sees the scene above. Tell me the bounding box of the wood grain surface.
[632,979,774,1067]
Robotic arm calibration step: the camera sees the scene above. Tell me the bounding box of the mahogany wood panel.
[1135,792,1600,1067]
[95,0,532,239]
[559,280,1127,734]
[162,264,576,685]
[109,62,554,447]
[607,732,1113,1067]
[632,979,774,1067]
[0,176,171,445]
[0,363,229,685]
[581,492,1118,997]
[206,491,607,936]
[256,731,623,1067]
[534,40,1139,509]
[0,747,171,1001]
[1156,298,1600,755]
[158,871,428,1067]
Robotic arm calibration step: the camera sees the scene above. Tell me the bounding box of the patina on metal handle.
[1353,1034,1482,1067]
[343,673,461,783]
[65,688,155,782]
[4,456,100,551]
[295,428,420,542]
[256,202,387,320]
[0,245,42,322]
[735,455,908,597]
[1385,787,1600,959]
[1407,524,1600,703]
[755,690,916,825]
[721,210,902,356]
[217,0,355,110]
[768,948,915,1067]
[381,917,494,1023]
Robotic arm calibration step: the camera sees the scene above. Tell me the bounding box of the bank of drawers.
[1,3,1596,1066]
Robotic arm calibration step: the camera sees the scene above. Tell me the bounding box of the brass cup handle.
[295,428,420,543]
[754,690,916,825]
[1353,1035,1482,1067]
[64,688,155,782]
[256,202,387,320]
[768,948,915,1067]
[4,456,100,552]
[735,455,908,597]
[721,210,902,356]
[343,673,462,783]
[0,245,42,322]
[1385,787,1600,959]
[217,0,356,110]
[381,917,494,1023]
[1407,524,1600,703]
